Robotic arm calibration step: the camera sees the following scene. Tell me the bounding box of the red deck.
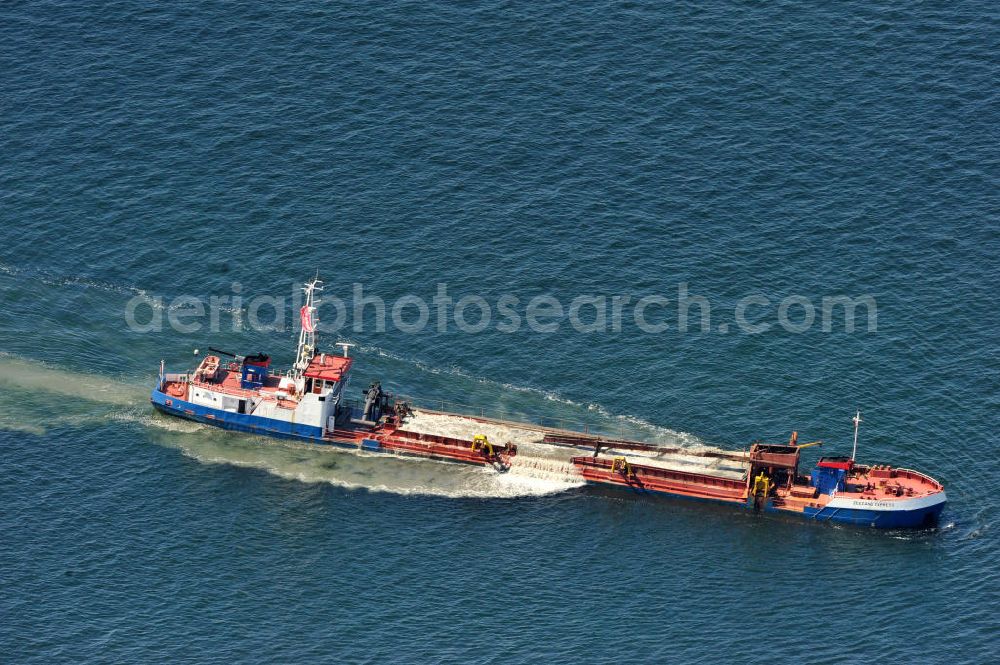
[305,354,352,382]
[837,465,943,500]
[163,354,300,408]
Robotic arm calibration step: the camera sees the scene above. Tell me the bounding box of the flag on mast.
[300,305,315,333]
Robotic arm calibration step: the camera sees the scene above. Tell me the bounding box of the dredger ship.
[151,278,947,529]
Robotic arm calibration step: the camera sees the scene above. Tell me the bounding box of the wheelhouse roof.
[304,354,352,382]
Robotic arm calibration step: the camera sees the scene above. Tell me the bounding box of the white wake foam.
[0,353,726,498]
[161,433,582,499]
[0,355,144,405]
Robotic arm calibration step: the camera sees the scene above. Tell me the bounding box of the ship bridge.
[303,353,353,397]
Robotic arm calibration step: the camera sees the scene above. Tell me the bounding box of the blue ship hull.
[150,388,325,443]
[153,388,946,529]
[800,500,946,528]
[593,482,946,529]
[151,389,496,465]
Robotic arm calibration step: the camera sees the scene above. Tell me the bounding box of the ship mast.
[293,277,322,380]
[851,410,863,461]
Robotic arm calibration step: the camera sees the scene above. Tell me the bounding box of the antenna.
[336,342,355,358]
[851,410,863,461]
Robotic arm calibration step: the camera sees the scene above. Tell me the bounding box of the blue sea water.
[1,0,998,662]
